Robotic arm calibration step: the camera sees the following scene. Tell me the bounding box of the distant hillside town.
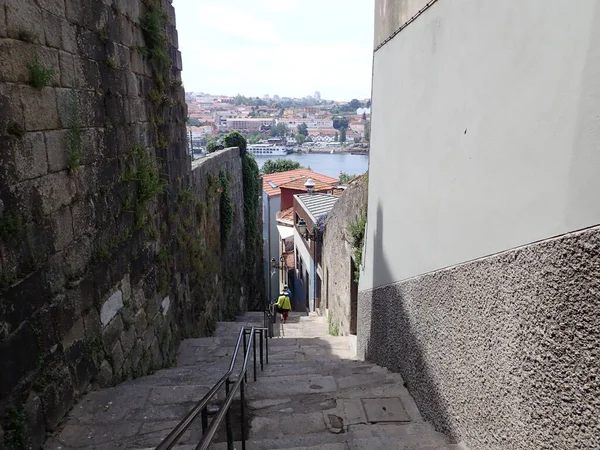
[185,92,371,157]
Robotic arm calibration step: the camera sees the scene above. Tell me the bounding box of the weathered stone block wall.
[321,179,367,336]
[0,1,258,448]
[358,226,600,449]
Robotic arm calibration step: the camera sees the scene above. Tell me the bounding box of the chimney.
[304,178,315,195]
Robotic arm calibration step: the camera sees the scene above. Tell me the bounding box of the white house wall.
[360,0,600,291]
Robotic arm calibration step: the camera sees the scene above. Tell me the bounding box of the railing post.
[201,406,208,433]
[259,329,264,371]
[225,379,233,450]
[253,330,257,382]
[265,329,269,363]
[240,377,246,450]
[243,329,248,383]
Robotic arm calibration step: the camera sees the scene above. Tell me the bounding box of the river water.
[253,152,369,178]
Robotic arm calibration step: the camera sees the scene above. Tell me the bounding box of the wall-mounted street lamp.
[270,255,285,270]
[296,217,321,242]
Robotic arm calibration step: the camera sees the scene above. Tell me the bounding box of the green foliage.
[28,56,54,89]
[328,310,340,336]
[224,131,247,155]
[107,56,118,69]
[339,126,347,143]
[206,136,220,153]
[349,99,362,109]
[248,131,262,144]
[295,133,306,144]
[334,132,338,142]
[332,117,349,130]
[176,187,194,205]
[364,121,371,143]
[348,210,367,284]
[297,122,308,137]
[270,122,289,137]
[5,407,27,449]
[219,171,233,248]
[66,89,82,173]
[261,159,303,175]
[133,146,166,203]
[242,153,261,281]
[140,3,169,80]
[339,172,357,185]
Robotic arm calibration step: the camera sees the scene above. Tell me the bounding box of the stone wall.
[321,178,367,336]
[358,226,600,449]
[0,1,260,448]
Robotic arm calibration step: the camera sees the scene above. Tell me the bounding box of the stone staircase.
[45,312,467,450]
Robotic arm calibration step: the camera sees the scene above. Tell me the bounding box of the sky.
[171,0,375,101]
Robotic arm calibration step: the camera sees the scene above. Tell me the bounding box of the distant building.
[262,170,339,301]
[314,91,321,100]
[277,119,333,129]
[226,118,275,131]
[293,192,339,312]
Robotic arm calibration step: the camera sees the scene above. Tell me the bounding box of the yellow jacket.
[276,294,291,310]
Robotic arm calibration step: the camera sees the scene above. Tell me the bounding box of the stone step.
[239,421,449,449]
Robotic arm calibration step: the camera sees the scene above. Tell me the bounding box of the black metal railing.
[155,325,269,450]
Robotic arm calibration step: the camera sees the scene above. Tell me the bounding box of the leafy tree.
[349,99,361,110]
[297,122,308,137]
[261,159,304,174]
[248,131,262,144]
[339,172,357,184]
[295,134,306,144]
[366,99,371,108]
[187,117,202,126]
[332,117,349,130]
[206,136,219,153]
[334,132,339,142]
[271,123,289,137]
[362,112,367,121]
[339,127,347,143]
[364,121,371,142]
[224,131,247,156]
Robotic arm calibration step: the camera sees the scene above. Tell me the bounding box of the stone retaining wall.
[321,178,368,336]
[0,1,257,447]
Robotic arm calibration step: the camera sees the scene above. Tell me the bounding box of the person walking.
[274,290,292,323]
[283,284,292,310]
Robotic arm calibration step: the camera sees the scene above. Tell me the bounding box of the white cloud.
[173,0,374,100]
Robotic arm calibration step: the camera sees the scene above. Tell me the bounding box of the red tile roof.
[278,178,333,192]
[276,207,294,224]
[262,169,338,197]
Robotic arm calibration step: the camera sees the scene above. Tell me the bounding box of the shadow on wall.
[364,202,459,441]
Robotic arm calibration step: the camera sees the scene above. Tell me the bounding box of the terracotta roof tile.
[278,178,333,192]
[276,207,294,224]
[262,169,338,197]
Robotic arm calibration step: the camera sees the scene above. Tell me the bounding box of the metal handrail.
[196,327,258,450]
[155,325,269,450]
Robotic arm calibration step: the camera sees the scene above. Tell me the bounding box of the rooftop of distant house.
[262,170,339,197]
[278,177,334,192]
[295,193,340,222]
[276,207,294,224]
